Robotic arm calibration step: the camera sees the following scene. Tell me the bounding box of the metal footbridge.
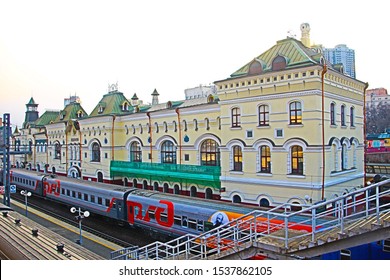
[111,179,390,260]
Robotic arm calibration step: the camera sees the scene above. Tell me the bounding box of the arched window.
[193,119,198,131]
[350,107,355,127]
[161,140,176,164]
[183,120,187,131]
[153,182,159,191]
[233,195,242,203]
[342,143,348,170]
[163,183,169,193]
[260,198,270,207]
[332,144,339,172]
[174,184,180,195]
[259,145,271,173]
[258,105,269,126]
[155,122,159,133]
[200,139,220,166]
[143,180,148,190]
[205,118,210,130]
[54,142,61,159]
[330,103,336,125]
[272,55,287,71]
[232,145,242,171]
[231,107,241,127]
[130,142,142,162]
[91,142,101,162]
[341,105,346,126]
[289,101,302,125]
[248,60,263,75]
[97,171,103,183]
[190,186,197,197]
[291,145,303,175]
[205,188,213,199]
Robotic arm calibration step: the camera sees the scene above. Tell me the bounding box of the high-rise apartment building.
[323,44,356,78]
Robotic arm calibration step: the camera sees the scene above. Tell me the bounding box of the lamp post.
[70,207,90,245]
[20,190,32,217]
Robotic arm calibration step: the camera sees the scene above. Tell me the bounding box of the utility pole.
[2,113,11,206]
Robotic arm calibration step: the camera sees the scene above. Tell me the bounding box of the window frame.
[289,101,302,125]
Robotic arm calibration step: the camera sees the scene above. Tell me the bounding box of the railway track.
[10,194,147,249]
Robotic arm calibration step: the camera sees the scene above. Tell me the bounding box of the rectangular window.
[384,239,390,252]
[105,199,110,207]
[246,130,253,138]
[90,195,95,203]
[289,101,302,125]
[184,154,190,161]
[231,107,241,128]
[275,129,284,138]
[98,197,102,205]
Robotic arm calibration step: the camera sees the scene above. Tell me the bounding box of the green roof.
[88,91,133,117]
[34,110,60,126]
[230,37,321,78]
[26,97,37,105]
[53,102,88,123]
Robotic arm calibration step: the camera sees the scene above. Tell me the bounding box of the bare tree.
[366,103,390,134]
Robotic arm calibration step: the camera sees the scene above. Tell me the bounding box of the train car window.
[182,216,188,228]
[90,195,95,203]
[61,188,65,195]
[197,220,204,232]
[174,216,181,226]
[204,221,214,232]
[78,192,82,200]
[98,197,102,205]
[188,219,197,230]
[84,194,88,201]
[66,189,70,196]
[160,213,168,222]
[105,199,110,207]
[72,191,76,198]
[384,239,390,252]
[340,249,351,260]
[148,210,155,220]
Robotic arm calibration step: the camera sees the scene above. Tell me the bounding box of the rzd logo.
[127,200,174,227]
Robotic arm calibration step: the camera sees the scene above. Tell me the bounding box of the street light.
[70,207,90,245]
[20,190,32,217]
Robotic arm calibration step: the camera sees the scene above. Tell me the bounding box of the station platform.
[0,198,123,260]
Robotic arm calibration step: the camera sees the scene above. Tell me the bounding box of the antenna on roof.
[287,30,296,39]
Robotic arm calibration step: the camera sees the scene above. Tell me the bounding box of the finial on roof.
[151,89,159,105]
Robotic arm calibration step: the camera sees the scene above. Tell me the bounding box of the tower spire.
[151,89,159,105]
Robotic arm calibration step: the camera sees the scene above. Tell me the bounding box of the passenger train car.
[6,168,313,238]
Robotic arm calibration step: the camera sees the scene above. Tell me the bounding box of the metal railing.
[111,179,390,260]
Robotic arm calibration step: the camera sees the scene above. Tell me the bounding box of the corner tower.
[23,97,39,128]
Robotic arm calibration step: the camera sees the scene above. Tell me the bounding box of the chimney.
[300,23,311,47]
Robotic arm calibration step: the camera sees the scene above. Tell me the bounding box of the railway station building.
[12,24,367,208]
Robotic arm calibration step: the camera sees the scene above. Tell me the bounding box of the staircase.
[111,179,390,260]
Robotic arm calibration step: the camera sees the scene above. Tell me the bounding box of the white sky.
[1,0,388,128]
